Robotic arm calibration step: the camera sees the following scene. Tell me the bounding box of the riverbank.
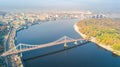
[74,23,120,56]
[12,28,23,67]
[3,28,23,67]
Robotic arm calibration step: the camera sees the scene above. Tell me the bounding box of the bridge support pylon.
[74,41,78,45]
[80,40,83,44]
[64,36,68,48]
[20,53,23,57]
[64,43,68,48]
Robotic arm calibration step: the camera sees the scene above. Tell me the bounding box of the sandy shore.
[74,23,120,56]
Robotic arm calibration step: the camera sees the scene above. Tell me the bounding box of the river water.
[16,19,120,67]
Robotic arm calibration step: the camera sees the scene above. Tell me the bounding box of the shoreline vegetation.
[74,18,120,56]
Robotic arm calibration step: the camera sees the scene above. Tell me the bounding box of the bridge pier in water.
[80,40,83,44]
[20,53,23,57]
[64,43,68,48]
[74,41,78,45]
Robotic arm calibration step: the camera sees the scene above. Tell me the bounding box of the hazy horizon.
[0,0,120,12]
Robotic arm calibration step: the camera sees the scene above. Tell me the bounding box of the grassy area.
[77,18,120,50]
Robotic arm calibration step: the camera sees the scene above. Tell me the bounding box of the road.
[3,28,23,67]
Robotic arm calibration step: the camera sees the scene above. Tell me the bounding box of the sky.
[0,0,120,12]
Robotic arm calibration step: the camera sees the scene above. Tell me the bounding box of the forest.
[77,18,120,50]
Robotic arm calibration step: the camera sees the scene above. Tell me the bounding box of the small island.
[74,18,120,56]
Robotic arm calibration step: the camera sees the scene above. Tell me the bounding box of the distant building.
[92,14,105,19]
[0,11,6,17]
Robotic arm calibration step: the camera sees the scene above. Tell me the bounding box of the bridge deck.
[1,37,86,57]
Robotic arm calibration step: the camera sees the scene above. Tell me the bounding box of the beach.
[74,23,120,56]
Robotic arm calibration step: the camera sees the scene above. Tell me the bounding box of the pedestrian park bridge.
[1,36,88,57]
